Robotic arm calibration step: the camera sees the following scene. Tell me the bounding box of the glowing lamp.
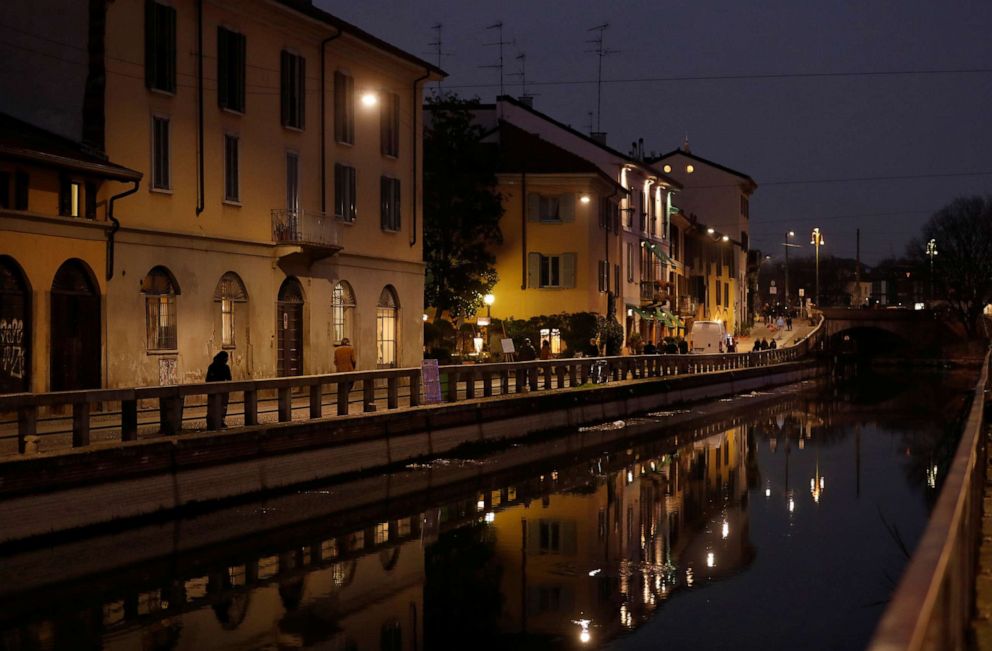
[361,92,378,107]
[580,195,591,204]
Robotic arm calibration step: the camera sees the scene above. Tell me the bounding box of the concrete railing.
[868,346,990,651]
[0,318,824,456]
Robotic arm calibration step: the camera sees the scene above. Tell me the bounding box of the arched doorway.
[376,286,399,368]
[50,259,100,391]
[277,277,304,377]
[0,256,30,393]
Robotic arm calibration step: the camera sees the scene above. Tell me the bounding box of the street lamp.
[483,293,495,358]
[926,239,938,302]
[810,228,824,307]
[782,231,799,308]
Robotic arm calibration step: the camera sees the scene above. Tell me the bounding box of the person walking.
[206,351,232,428]
[786,314,793,331]
[334,338,357,400]
[539,339,552,360]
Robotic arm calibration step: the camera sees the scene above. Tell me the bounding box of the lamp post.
[483,293,495,358]
[926,239,938,302]
[810,228,824,307]
[782,231,799,308]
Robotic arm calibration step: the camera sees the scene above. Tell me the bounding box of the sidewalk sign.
[500,338,516,362]
[422,359,443,404]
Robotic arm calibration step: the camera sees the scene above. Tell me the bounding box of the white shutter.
[560,193,575,222]
[526,193,540,221]
[527,252,541,288]
[562,253,577,288]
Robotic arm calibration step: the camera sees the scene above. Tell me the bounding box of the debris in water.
[579,420,626,432]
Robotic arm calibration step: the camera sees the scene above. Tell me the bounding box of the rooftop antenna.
[585,23,619,133]
[427,23,453,93]
[585,111,594,133]
[481,21,512,97]
[508,52,528,97]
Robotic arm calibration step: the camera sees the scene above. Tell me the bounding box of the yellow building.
[1,0,442,390]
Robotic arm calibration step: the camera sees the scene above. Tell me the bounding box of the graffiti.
[159,357,177,386]
[0,318,25,380]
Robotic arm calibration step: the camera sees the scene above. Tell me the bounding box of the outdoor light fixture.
[361,92,378,107]
[721,235,729,242]
[580,194,591,204]
[707,227,715,234]
[483,293,495,306]
[663,164,672,173]
[686,164,695,173]
[422,313,428,322]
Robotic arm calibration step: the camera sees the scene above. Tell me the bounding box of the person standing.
[206,351,232,428]
[334,337,357,399]
[539,340,552,360]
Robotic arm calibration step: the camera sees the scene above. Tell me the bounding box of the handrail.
[867,345,991,651]
[0,318,824,456]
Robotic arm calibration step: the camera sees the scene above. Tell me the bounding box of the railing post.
[160,393,183,436]
[207,393,224,430]
[543,364,552,390]
[446,370,459,402]
[310,384,322,419]
[529,364,539,391]
[121,399,138,441]
[556,364,566,389]
[500,369,510,395]
[72,401,90,447]
[409,370,421,407]
[387,376,399,409]
[482,372,493,397]
[244,389,258,425]
[278,387,292,422]
[363,378,376,412]
[466,370,476,399]
[580,361,589,384]
[17,405,36,454]
[337,381,350,415]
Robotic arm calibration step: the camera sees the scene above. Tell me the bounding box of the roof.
[496,95,682,190]
[277,1,446,78]
[0,113,141,181]
[649,148,757,190]
[494,122,626,193]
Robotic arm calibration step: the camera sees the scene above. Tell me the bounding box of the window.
[540,255,560,288]
[142,266,179,350]
[741,195,749,218]
[540,196,560,221]
[224,134,239,202]
[331,281,355,344]
[13,171,28,210]
[539,328,562,354]
[671,225,680,260]
[280,51,305,129]
[333,71,354,144]
[639,190,647,231]
[725,282,730,307]
[144,1,176,93]
[286,152,299,214]
[58,177,80,217]
[214,272,247,348]
[151,116,170,189]
[376,286,399,368]
[626,243,634,282]
[0,171,8,209]
[539,520,561,553]
[217,27,246,113]
[614,264,620,294]
[526,193,575,222]
[598,260,608,293]
[380,91,399,156]
[334,164,356,221]
[380,176,401,231]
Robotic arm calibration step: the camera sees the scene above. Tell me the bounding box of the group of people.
[751,337,778,351]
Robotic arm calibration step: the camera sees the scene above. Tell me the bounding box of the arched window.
[376,286,399,368]
[214,272,248,348]
[142,266,180,350]
[331,281,356,345]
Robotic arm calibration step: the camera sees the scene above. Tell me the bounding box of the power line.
[750,209,937,225]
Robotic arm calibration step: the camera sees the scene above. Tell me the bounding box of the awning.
[640,239,672,265]
[626,304,683,328]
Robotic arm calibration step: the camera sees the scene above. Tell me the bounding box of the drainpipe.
[106,180,141,280]
[520,171,527,290]
[411,68,431,247]
[319,29,342,214]
[195,0,204,215]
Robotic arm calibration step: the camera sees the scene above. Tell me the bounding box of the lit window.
[376,286,399,368]
[142,266,179,351]
[539,328,562,354]
[331,281,355,344]
[214,272,247,349]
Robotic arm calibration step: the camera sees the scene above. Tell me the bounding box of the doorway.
[277,277,304,377]
[50,259,100,390]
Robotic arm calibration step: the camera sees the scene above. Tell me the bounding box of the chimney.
[518,95,534,108]
[590,131,607,145]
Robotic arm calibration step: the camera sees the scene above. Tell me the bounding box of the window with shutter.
[217,27,245,113]
[335,164,357,221]
[559,194,575,222]
[224,134,239,202]
[334,71,354,144]
[85,181,97,219]
[527,252,541,288]
[380,177,401,231]
[380,92,399,156]
[0,171,9,209]
[145,1,176,93]
[526,193,540,221]
[13,171,28,210]
[280,51,305,129]
[151,116,170,190]
[561,253,577,288]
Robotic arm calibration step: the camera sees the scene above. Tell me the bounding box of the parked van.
[689,320,727,354]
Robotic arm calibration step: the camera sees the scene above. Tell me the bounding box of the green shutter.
[562,253,577,288]
[526,193,540,221]
[280,51,290,126]
[527,252,541,288]
[560,193,575,222]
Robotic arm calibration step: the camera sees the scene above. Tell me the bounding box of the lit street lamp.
[926,239,938,302]
[782,231,800,308]
[482,293,495,358]
[810,228,824,307]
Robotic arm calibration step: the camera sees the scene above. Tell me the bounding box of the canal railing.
[868,346,990,651]
[0,319,824,456]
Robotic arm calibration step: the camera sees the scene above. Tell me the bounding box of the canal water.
[0,368,978,651]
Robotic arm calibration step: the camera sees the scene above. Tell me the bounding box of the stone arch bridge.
[820,307,940,354]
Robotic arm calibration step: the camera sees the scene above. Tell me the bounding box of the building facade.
[1,0,441,391]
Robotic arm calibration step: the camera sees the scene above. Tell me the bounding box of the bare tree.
[911,196,992,337]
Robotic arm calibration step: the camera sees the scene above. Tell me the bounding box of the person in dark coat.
[586,338,600,358]
[752,339,762,352]
[643,341,657,355]
[769,338,777,350]
[518,338,537,361]
[206,351,232,428]
[677,338,689,355]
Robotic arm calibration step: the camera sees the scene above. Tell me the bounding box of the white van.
[689,320,727,354]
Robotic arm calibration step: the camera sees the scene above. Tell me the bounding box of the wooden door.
[50,260,101,391]
[277,278,304,377]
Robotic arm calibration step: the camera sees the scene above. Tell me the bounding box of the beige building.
[1,0,442,391]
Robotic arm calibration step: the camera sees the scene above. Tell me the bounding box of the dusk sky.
[322,0,992,265]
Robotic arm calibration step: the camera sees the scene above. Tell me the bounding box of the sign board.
[798,288,805,297]
[769,286,777,295]
[421,359,442,404]
[500,338,515,354]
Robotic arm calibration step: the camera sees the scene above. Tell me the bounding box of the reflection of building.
[487,423,752,646]
[1,1,442,391]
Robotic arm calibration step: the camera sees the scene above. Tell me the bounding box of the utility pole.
[855,228,861,306]
[811,228,824,307]
[782,231,799,308]
[926,239,938,303]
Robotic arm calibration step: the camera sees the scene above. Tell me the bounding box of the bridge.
[820,307,943,354]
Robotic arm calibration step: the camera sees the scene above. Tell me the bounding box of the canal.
[0,367,978,651]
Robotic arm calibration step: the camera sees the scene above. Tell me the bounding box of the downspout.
[520,171,527,290]
[195,0,205,215]
[106,180,141,280]
[319,29,342,214]
[411,68,431,247]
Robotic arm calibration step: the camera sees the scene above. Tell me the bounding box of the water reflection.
[0,370,975,651]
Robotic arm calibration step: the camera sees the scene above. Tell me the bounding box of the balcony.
[271,209,342,267]
[677,295,697,317]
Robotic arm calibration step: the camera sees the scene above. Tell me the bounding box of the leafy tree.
[423,95,504,318]
[908,195,992,337]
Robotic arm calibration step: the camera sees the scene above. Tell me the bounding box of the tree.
[423,95,504,318]
[910,195,992,337]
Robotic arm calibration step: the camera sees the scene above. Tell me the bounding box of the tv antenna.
[481,21,513,97]
[585,23,619,133]
[427,23,453,93]
[508,52,528,97]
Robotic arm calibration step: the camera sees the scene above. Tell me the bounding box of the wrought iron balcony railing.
[271,209,341,249]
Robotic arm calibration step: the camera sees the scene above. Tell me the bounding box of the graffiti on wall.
[0,318,25,380]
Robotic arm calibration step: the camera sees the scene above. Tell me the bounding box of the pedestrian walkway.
[973,423,992,648]
[738,318,816,352]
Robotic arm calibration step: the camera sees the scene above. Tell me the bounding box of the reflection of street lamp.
[810,228,824,307]
[926,239,938,302]
[810,460,825,503]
